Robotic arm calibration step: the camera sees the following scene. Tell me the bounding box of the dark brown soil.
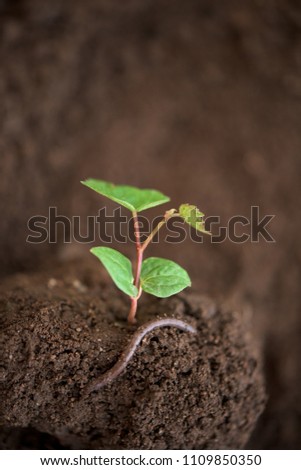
[0,261,265,449]
[1,0,301,449]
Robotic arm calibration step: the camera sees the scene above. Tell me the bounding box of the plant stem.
[128,211,143,323]
[128,209,178,323]
[134,229,143,287]
[141,209,178,252]
[128,296,138,324]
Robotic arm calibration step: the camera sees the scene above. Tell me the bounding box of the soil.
[1,0,301,449]
[0,260,265,449]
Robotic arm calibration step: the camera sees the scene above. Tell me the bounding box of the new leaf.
[179,203,211,234]
[91,247,138,297]
[81,179,170,212]
[140,257,191,298]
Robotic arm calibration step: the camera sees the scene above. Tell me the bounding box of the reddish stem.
[128,211,143,323]
[128,297,138,324]
[128,209,178,323]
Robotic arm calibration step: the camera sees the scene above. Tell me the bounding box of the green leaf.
[90,247,138,297]
[179,203,211,234]
[81,179,170,212]
[140,257,191,298]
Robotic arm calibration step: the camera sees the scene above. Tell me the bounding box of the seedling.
[81,179,210,324]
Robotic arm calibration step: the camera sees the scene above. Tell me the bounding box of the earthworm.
[84,317,197,395]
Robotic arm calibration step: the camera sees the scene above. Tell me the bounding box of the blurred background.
[1,0,301,448]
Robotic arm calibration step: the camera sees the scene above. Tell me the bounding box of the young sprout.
[81,179,210,324]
